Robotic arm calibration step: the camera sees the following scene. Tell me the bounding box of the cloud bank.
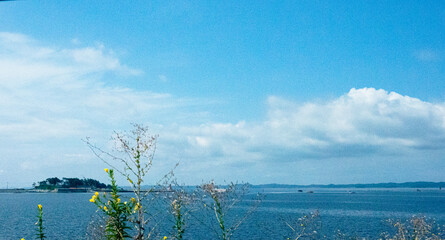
[0,32,444,186]
[178,87,445,159]
[165,88,445,183]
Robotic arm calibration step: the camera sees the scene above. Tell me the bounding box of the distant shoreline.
[0,188,111,194]
[252,181,445,189]
[1,181,444,193]
[0,188,172,193]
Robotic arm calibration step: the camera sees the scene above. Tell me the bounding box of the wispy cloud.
[413,49,441,62]
[1,32,444,186]
[0,32,206,186]
[0,32,189,141]
[158,74,168,82]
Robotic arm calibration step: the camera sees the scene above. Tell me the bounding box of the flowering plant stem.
[36,204,45,240]
[90,169,133,240]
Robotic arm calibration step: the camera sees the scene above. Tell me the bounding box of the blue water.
[1,188,444,239]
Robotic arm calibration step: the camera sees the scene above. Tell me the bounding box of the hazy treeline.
[34,177,111,190]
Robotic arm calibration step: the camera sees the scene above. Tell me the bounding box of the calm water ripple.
[1,188,444,239]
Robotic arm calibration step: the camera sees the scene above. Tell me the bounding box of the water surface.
[1,188,444,239]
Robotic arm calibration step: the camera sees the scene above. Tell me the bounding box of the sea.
[1,188,444,239]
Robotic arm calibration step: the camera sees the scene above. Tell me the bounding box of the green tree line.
[34,177,111,190]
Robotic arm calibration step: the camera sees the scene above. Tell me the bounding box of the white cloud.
[170,88,445,161]
[0,32,190,142]
[157,88,445,183]
[261,88,445,151]
[0,33,141,90]
[64,45,143,75]
[1,32,444,186]
[0,33,207,186]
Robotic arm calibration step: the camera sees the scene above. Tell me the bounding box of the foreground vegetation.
[19,125,444,239]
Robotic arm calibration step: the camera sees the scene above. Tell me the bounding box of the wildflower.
[163,237,167,240]
[103,206,108,211]
[38,204,42,210]
[117,198,121,203]
[89,198,95,203]
[130,197,136,203]
[172,200,178,209]
[133,202,140,212]
[21,238,25,240]
[95,192,99,197]
[104,168,109,173]
[124,201,127,205]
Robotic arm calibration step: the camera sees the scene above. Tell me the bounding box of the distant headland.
[252,181,445,189]
[1,180,444,193]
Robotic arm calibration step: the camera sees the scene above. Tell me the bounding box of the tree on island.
[34,177,110,190]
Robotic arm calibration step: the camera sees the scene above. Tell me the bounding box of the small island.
[33,177,112,192]
[0,177,111,193]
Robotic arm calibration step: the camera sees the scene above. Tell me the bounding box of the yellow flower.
[133,202,140,212]
[89,198,95,203]
[124,201,127,205]
[163,237,167,240]
[104,168,109,173]
[103,206,108,211]
[117,198,121,203]
[21,238,25,240]
[38,204,42,210]
[95,192,99,197]
[130,197,136,203]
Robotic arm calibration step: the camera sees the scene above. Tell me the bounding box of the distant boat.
[298,189,303,192]
[307,191,314,194]
[214,188,226,193]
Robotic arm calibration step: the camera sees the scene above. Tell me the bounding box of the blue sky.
[1,1,445,187]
